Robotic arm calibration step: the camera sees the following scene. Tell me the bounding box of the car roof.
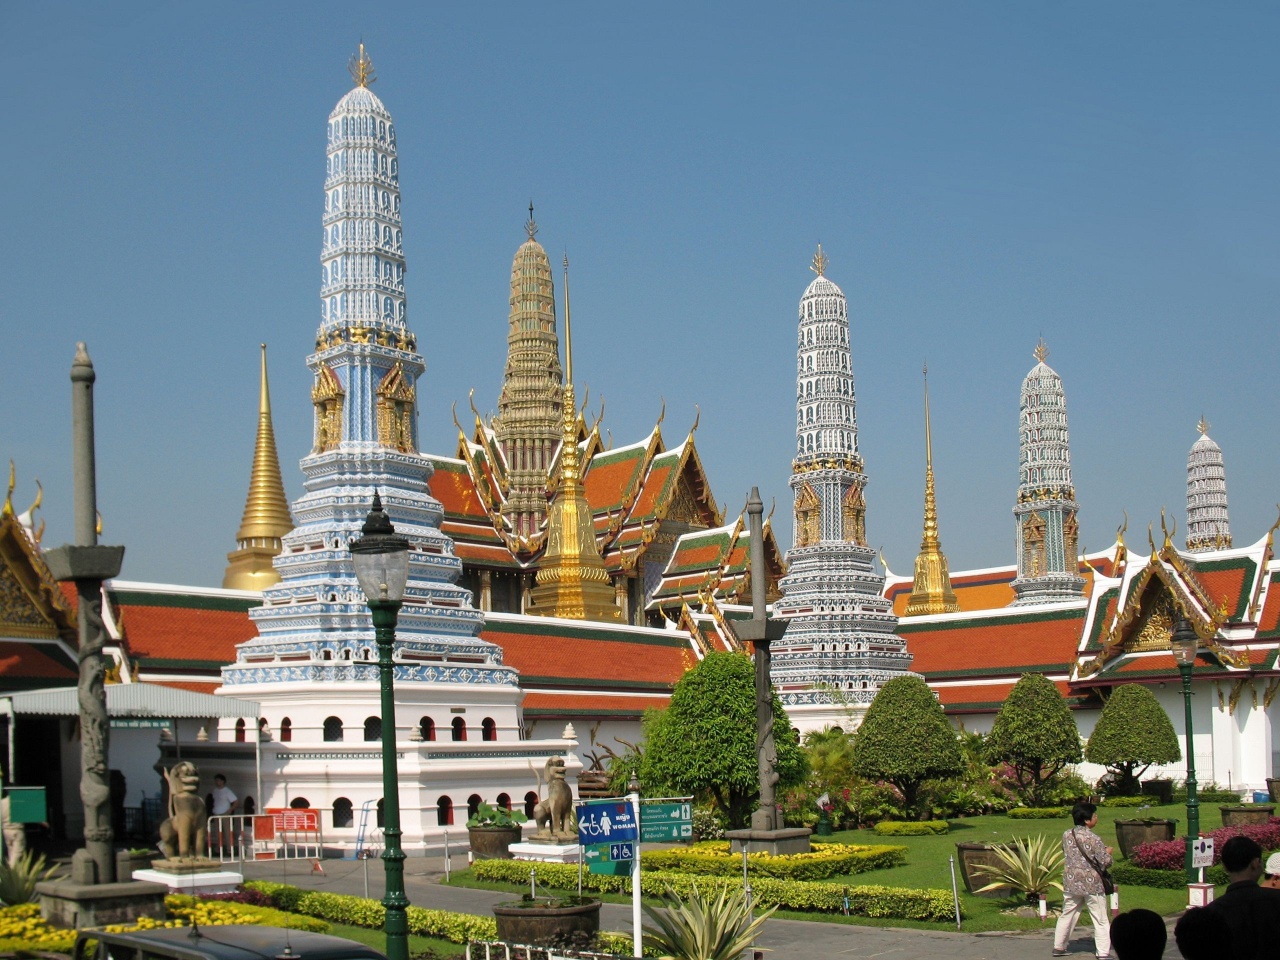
[78,926,389,960]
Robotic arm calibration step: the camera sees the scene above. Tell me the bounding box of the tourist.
[1262,852,1280,891]
[1053,801,1112,959]
[1173,907,1232,959]
[1204,835,1280,959]
[210,774,238,857]
[1109,908,1165,959]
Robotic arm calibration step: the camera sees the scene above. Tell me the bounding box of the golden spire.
[1034,338,1049,364]
[526,200,538,240]
[223,345,295,590]
[2,460,13,517]
[348,42,376,87]
[1197,415,1210,436]
[810,243,828,277]
[527,253,621,622]
[905,364,959,616]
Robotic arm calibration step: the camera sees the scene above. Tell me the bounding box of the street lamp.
[350,492,411,960]
[1170,616,1200,886]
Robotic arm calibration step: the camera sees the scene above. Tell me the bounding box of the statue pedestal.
[725,827,813,856]
[133,860,244,894]
[37,878,168,929]
[510,841,582,863]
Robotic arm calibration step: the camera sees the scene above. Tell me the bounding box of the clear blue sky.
[2,2,1278,588]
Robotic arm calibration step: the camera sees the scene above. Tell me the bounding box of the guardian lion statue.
[532,755,574,840]
[157,761,208,860]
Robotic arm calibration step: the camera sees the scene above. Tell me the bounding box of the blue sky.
[2,2,1277,587]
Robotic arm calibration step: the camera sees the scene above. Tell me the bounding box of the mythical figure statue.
[532,755,574,840]
[157,761,208,860]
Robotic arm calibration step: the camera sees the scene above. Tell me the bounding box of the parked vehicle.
[74,926,388,960]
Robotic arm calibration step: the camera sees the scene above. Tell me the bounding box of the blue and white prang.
[222,49,515,691]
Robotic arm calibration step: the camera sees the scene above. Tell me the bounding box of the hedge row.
[643,841,906,879]
[1008,807,1069,820]
[245,881,498,943]
[873,821,951,836]
[1111,862,1228,889]
[471,860,960,922]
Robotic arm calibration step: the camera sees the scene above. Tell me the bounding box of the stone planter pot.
[493,898,601,946]
[468,825,524,860]
[1114,819,1177,861]
[115,851,157,882]
[955,842,1013,897]
[1141,779,1174,805]
[1266,779,1280,803]
[1220,805,1276,827]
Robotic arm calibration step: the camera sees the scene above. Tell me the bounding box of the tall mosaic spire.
[492,205,564,544]
[526,255,620,622]
[1186,418,1231,553]
[904,367,958,616]
[1011,340,1085,605]
[773,246,909,729]
[222,48,516,691]
[223,345,294,590]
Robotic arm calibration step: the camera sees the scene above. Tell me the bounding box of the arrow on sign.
[586,848,600,860]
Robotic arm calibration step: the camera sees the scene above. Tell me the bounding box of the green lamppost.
[1170,617,1200,886]
[350,493,411,960]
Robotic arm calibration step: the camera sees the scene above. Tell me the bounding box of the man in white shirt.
[210,775,238,857]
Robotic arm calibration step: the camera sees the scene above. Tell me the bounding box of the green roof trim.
[519,676,674,692]
[897,606,1083,634]
[111,590,257,614]
[923,663,1074,680]
[483,621,687,648]
[1084,587,1121,651]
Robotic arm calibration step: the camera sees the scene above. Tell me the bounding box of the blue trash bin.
[1253,791,1270,804]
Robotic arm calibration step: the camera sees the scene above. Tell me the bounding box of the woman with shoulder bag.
[1053,801,1114,959]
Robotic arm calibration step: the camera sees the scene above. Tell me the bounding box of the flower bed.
[641,841,906,879]
[873,821,951,836]
[1130,818,1280,870]
[471,859,959,922]
[246,880,498,943]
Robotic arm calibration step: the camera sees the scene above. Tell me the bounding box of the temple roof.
[647,509,784,611]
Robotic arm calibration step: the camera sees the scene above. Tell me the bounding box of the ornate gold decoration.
[376,362,416,452]
[224,346,294,590]
[795,483,820,548]
[810,243,828,277]
[1197,416,1210,436]
[1130,592,1175,651]
[2,461,13,517]
[1263,677,1280,710]
[0,505,75,643]
[527,253,620,622]
[1023,512,1046,577]
[1227,678,1250,714]
[906,368,959,616]
[1216,681,1225,711]
[1034,338,1049,363]
[1064,512,1079,570]
[842,483,866,546]
[312,363,345,453]
[348,43,376,87]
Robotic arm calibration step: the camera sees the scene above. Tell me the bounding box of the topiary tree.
[850,675,962,819]
[1085,683,1181,795]
[640,651,807,829]
[986,673,1083,806]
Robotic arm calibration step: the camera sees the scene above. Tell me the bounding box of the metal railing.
[205,810,324,864]
[466,945,622,960]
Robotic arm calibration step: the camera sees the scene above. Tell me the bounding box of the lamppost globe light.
[350,491,410,603]
[1170,617,1198,666]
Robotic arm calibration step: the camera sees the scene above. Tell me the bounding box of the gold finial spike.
[810,243,828,277]
[562,252,573,385]
[923,363,932,470]
[526,201,538,240]
[348,42,376,87]
[96,511,103,537]
[1197,415,1211,436]
[1034,338,1049,364]
[2,460,13,517]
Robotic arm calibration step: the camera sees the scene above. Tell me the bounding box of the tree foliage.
[986,673,1082,805]
[1085,683,1181,795]
[850,675,962,818]
[639,651,806,829]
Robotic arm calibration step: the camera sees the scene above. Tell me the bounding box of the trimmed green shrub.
[987,674,1082,806]
[642,841,905,880]
[245,881,497,943]
[1100,796,1152,808]
[873,820,950,836]
[1008,807,1069,820]
[1085,685,1181,796]
[471,860,959,922]
[1110,862,1228,889]
[852,676,962,818]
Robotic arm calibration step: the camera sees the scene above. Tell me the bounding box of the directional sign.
[640,802,693,842]
[576,801,637,844]
[1191,837,1215,869]
[585,841,634,875]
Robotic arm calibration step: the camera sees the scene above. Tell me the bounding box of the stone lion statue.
[532,755,574,840]
[157,761,207,859]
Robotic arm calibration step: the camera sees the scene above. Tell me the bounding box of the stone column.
[746,488,779,832]
[479,570,492,612]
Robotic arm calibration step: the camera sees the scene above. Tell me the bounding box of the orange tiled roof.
[482,623,687,688]
[521,692,671,717]
[1256,571,1280,638]
[898,607,1086,678]
[1188,555,1256,620]
[110,589,257,667]
[0,641,78,683]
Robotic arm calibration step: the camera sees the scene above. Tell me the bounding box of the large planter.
[1141,779,1174,805]
[1221,805,1276,827]
[115,850,158,881]
[1266,779,1280,803]
[1114,819,1177,861]
[493,898,601,946]
[469,825,524,860]
[955,842,1013,898]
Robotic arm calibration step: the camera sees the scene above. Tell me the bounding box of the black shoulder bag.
[1071,827,1115,895]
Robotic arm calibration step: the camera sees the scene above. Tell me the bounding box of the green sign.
[640,802,692,842]
[584,841,634,875]
[7,787,46,824]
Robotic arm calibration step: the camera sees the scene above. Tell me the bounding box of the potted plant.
[467,802,528,860]
[1114,817,1177,861]
[642,882,775,960]
[493,894,601,946]
[971,834,1064,911]
[1220,803,1276,827]
[956,841,1015,897]
[1268,778,1280,803]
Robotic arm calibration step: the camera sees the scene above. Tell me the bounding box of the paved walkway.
[235,856,1186,960]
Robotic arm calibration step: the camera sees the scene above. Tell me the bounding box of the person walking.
[1053,801,1112,959]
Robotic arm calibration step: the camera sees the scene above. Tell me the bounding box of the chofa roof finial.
[349,42,376,88]
[810,242,828,277]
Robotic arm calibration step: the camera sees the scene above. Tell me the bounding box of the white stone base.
[509,842,582,863]
[132,869,244,895]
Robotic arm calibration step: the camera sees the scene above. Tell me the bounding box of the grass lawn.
[323,920,464,959]
[445,802,1224,933]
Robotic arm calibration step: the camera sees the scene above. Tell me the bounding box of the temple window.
[452,717,467,741]
[419,716,436,741]
[524,791,538,818]
[332,797,353,829]
[323,716,344,742]
[235,719,245,742]
[482,718,497,741]
[468,794,482,820]
[280,718,292,742]
[363,717,382,742]
[437,796,454,826]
